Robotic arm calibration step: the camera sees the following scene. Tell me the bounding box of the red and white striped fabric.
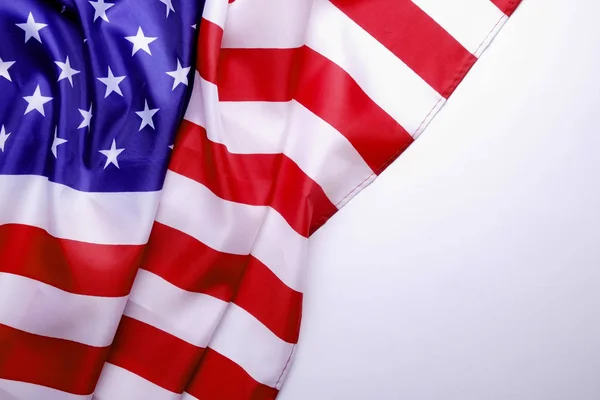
[0,0,521,399]
[0,178,159,399]
[91,0,521,399]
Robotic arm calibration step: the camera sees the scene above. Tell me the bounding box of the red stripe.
[0,324,107,395]
[143,221,303,343]
[217,47,299,101]
[143,221,246,302]
[214,46,413,173]
[0,224,142,297]
[490,0,521,16]
[198,18,223,84]
[330,0,476,98]
[171,120,337,236]
[296,47,414,172]
[234,257,302,343]
[107,316,204,393]
[186,348,278,400]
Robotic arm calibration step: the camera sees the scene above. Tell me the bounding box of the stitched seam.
[330,11,512,214]
[334,137,414,208]
[275,344,296,388]
[473,13,506,56]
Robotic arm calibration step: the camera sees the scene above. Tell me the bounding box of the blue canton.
[0,0,203,192]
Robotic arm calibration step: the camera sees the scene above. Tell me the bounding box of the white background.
[279,0,600,399]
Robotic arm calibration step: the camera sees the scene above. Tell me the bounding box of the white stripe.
[183,71,206,129]
[411,0,506,56]
[93,363,179,400]
[181,394,199,400]
[306,0,442,135]
[157,171,266,255]
[221,0,312,48]
[184,76,289,154]
[185,81,374,206]
[156,171,307,292]
[209,303,294,387]
[219,99,375,203]
[124,269,227,347]
[0,379,91,400]
[281,101,374,205]
[0,175,158,245]
[188,77,285,155]
[196,77,278,158]
[252,205,307,291]
[201,0,229,29]
[199,77,232,154]
[0,273,125,347]
[218,100,288,154]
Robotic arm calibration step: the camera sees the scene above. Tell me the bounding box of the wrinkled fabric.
[0,0,522,399]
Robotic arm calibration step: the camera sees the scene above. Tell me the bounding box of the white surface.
[279,1,600,399]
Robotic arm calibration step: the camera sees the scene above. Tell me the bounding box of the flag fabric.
[0,0,522,399]
[0,0,201,398]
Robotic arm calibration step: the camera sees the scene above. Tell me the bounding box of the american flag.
[0,0,521,399]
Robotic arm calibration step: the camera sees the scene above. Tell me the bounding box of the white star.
[89,0,115,22]
[55,56,80,87]
[23,85,53,116]
[99,139,125,169]
[191,24,196,29]
[166,59,191,90]
[0,58,15,82]
[0,125,10,152]
[135,99,159,131]
[97,67,126,98]
[51,127,68,158]
[78,104,93,129]
[169,144,174,150]
[158,0,175,17]
[16,12,48,43]
[125,27,157,56]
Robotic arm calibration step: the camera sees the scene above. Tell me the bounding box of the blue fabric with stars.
[0,0,203,192]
